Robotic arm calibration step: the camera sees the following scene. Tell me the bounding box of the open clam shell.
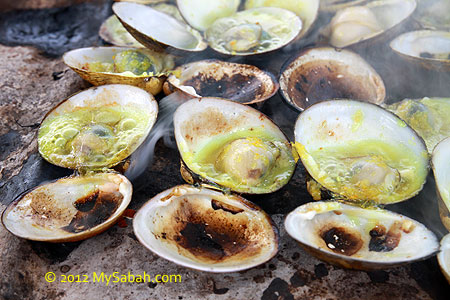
[173,97,296,194]
[38,84,158,170]
[438,233,450,284]
[166,59,279,104]
[279,47,386,111]
[2,173,132,243]
[325,0,416,49]
[432,137,450,231]
[177,0,240,32]
[244,0,319,40]
[112,2,207,53]
[390,30,450,72]
[205,7,302,56]
[294,100,429,205]
[133,185,278,272]
[285,201,439,270]
[63,46,175,95]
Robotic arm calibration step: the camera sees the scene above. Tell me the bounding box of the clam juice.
[38,106,149,169]
[297,139,428,204]
[186,128,296,193]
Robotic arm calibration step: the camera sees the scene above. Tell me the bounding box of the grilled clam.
[432,137,450,231]
[165,59,279,104]
[279,47,385,111]
[2,173,132,242]
[173,98,296,194]
[133,185,278,272]
[294,100,429,204]
[205,7,302,56]
[244,0,319,39]
[38,84,158,169]
[390,30,450,71]
[285,201,439,270]
[324,0,416,48]
[63,47,175,95]
[113,2,206,53]
[387,97,450,153]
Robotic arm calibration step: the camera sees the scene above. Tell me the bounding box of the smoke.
[124,91,193,181]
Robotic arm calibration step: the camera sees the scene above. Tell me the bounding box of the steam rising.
[124,92,193,181]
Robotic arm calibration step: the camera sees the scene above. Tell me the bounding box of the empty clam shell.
[390,30,450,71]
[133,185,278,272]
[2,173,132,243]
[166,59,279,104]
[285,201,439,270]
[279,47,386,111]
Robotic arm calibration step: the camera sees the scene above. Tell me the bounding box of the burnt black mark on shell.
[183,73,265,103]
[369,223,401,252]
[320,226,363,256]
[165,199,262,262]
[177,222,228,260]
[211,199,244,215]
[286,61,379,109]
[261,278,294,300]
[62,190,122,233]
[419,52,433,59]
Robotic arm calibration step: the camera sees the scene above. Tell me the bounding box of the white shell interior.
[113,2,205,51]
[285,201,439,263]
[177,0,240,31]
[133,185,278,272]
[2,173,132,242]
[390,30,450,61]
[432,137,450,211]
